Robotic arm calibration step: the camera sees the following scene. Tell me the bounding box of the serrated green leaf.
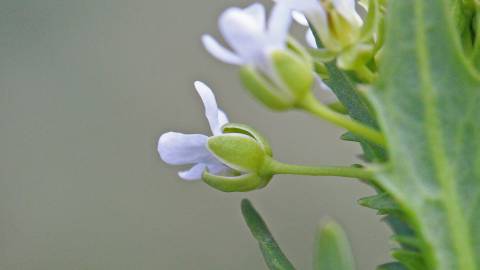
[392,249,426,270]
[241,199,295,270]
[377,262,407,270]
[358,193,399,214]
[340,132,359,142]
[391,235,422,251]
[314,221,355,270]
[371,0,480,269]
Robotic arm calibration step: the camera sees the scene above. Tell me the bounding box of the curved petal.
[178,163,206,181]
[194,81,228,136]
[202,35,244,65]
[217,109,229,128]
[158,132,211,165]
[267,2,292,45]
[315,75,333,92]
[332,0,363,27]
[305,28,317,48]
[206,162,230,175]
[244,3,266,30]
[292,10,309,26]
[281,0,322,12]
[219,7,266,64]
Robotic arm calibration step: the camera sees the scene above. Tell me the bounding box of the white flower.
[158,82,230,181]
[278,0,363,50]
[202,2,292,74]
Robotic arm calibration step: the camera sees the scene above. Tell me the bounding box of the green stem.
[268,159,374,181]
[298,93,387,147]
[327,101,349,114]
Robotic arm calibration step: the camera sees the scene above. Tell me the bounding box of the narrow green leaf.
[241,199,295,270]
[377,262,407,270]
[324,62,386,162]
[314,221,355,270]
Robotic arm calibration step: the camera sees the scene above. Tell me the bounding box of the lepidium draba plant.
[158,0,480,269]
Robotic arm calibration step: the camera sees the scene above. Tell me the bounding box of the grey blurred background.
[0,1,390,269]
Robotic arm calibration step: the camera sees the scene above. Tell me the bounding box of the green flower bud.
[240,66,294,111]
[270,50,315,102]
[202,124,274,192]
[239,49,315,111]
[207,133,265,172]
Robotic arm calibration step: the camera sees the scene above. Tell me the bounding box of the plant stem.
[327,101,348,114]
[298,93,387,147]
[268,159,374,180]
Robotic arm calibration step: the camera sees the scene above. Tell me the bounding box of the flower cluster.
[158,0,383,192]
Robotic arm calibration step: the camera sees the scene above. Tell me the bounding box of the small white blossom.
[278,0,363,50]
[202,2,292,74]
[158,82,230,181]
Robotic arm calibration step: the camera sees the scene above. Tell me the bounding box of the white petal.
[267,3,292,45]
[158,132,211,165]
[202,35,244,65]
[316,75,333,92]
[305,28,317,48]
[194,81,226,136]
[292,11,309,26]
[206,163,230,175]
[332,0,363,27]
[282,0,323,12]
[219,7,266,64]
[244,3,266,30]
[178,163,206,181]
[218,109,229,128]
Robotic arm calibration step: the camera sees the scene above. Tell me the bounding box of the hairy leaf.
[371,0,480,269]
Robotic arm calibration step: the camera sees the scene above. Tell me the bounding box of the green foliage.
[241,199,295,270]
[314,221,355,270]
[370,0,480,269]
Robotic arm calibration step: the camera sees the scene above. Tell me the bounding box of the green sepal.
[240,66,293,111]
[222,123,272,156]
[202,172,270,192]
[207,134,265,172]
[310,48,337,63]
[287,37,313,64]
[314,221,355,270]
[241,199,295,270]
[270,50,314,101]
[359,0,380,42]
[337,44,374,71]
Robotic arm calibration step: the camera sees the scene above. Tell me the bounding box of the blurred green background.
[0,1,390,269]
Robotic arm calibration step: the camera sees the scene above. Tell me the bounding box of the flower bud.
[202,123,273,192]
[239,49,315,111]
[270,50,315,101]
